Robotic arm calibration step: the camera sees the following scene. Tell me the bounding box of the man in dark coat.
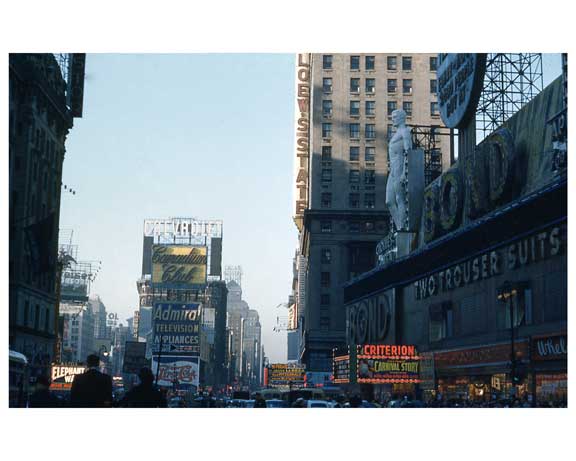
[118,367,167,408]
[29,375,62,408]
[253,392,267,408]
[70,354,113,407]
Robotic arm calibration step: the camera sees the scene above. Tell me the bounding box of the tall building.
[293,53,450,371]
[9,54,85,373]
[60,301,94,363]
[88,295,109,339]
[226,280,249,379]
[243,309,262,389]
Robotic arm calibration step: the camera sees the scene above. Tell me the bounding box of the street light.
[497,281,518,398]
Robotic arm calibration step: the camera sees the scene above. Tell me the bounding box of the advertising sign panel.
[50,364,86,391]
[419,352,435,390]
[532,334,567,361]
[151,245,207,286]
[152,302,200,356]
[267,363,305,388]
[356,344,420,384]
[123,341,150,374]
[151,355,199,388]
[144,218,223,239]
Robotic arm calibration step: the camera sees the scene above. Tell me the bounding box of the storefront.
[531,333,567,405]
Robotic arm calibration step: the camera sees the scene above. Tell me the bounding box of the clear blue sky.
[59,53,562,363]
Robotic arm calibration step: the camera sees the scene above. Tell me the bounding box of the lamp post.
[497,281,518,399]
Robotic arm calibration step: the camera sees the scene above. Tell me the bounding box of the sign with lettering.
[346,290,395,345]
[152,245,207,286]
[437,53,486,129]
[267,363,306,387]
[434,341,529,369]
[122,341,149,374]
[356,344,420,384]
[415,224,564,300]
[532,334,567,361]
[50,364,86,391]
[333,353,351,384]
[419,352,435,390]
[152,302,200,356]
[151,355,199,388]
[144,218,223,239]
[293,53,311,231]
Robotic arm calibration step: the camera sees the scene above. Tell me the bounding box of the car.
[242,399,255,408]
[266,399,288,408]
[307,399,331,408]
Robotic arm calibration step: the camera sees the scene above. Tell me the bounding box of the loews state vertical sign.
[293,53,312,231]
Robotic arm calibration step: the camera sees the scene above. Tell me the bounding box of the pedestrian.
[254,392,267,408]
[29,375,62,408]
[70,354,113,408]
[118,368,167,408]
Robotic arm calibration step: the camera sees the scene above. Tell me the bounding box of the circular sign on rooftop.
[437,53,487,129]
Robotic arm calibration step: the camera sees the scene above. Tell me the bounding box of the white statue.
[386,109,413,231]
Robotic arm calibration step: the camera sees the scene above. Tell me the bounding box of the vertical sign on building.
[293,53,312,231]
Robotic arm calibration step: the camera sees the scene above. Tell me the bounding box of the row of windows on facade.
[429,286,533,342]
[320,103,439,138]
[318,220,376,234]
[320,192,376,209]
[322,78,437,96]
[322,145,377,162]
[322,55,438,72]
[20,300,53,333]
[321,168,376,185]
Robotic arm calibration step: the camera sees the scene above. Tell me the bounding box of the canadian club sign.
[532,334,567,361]
[151,245,207,286]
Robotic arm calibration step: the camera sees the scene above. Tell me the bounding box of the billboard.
[144,218,223,239]
[356,344,420,384]
[50,364,86,391]
[151,355,199,388]
[333,353,351,384]
[152,302,200,356]
[151,245,207,286]
[267,363,305,388]
[123,341,149,374]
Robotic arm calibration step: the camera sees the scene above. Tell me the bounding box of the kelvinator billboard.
[151,245,207,286]
[333,345,421,384]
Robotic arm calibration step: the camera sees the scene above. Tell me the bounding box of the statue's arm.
[402,128,413,152]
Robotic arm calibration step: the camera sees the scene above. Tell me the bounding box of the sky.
[59,53,562,364]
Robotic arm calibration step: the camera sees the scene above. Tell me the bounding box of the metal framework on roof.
[410,124,452,186]
[476,53,543,140]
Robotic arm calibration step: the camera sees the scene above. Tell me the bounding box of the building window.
[350,100,360,116]
[350,55,360,70]
[430,102,439,116]
[322,145,332,160]
[349,123,360,139]
[365,55,375,70]
[321,248,332,264]
[349,169,360,183]
[349,221,361,233]
[403,79,413,94]
[365,101,375,116]
[320,316,330,330]
[365,78,375,94]
[387,125,394,140]
[321,294,330,305]
[365,221,375,232]
[496,283,533,330]
[430,56,438,71]
[321,272,331,288]
[322,100,333,117]
[349,146,360,162]
[349,193,360,208]
[364,193,376,208]
[323,55,333,70]
[387,101,397,116]
[403,101,413,117]
[364,169,375,185]
[45,307,50,332]
[402,56,412,71]
[429,302,453,342]
[321,168,332,183]
[320,220,332,233]
[387,79,397,93]
[322,123,332,138]
[387,56,397,71]
[321,193,332,208]
[350,78,360,93]
[365,124,375,139]
[430,79,438,94]
[365,147,375,162]
[323,77,333,93]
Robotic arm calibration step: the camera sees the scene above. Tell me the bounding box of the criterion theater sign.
[357,344,420,384]
[293,53,311,231]
[152,245,207,285]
